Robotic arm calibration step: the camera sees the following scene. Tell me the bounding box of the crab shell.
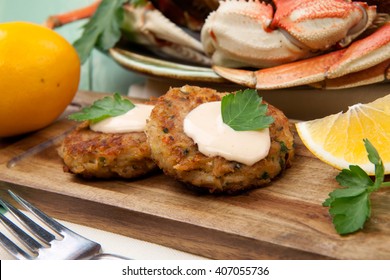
[201,0,377,68]
[150,0,219,31]
[120,2,211,65]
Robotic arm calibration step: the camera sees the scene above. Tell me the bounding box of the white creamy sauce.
[90,104,154,133]
[183,101,271,166]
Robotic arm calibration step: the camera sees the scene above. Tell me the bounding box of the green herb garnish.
[68,93,135,123]
[73,0,149,63]
[323,139,390,235]
[73,0,127,63]
[131,0,148,6]
[221,89,274,131]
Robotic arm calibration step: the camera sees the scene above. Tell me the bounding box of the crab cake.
[145,85,294,194]
[59,121,157,179]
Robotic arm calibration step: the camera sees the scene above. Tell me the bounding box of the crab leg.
[213,50,346,89]
[213,22,390,90]
[327,21,390,78]
[311,58,390,89]
[44,0,101,29]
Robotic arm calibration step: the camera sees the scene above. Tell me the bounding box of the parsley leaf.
[73,0,149,63]
[323,139,388,235]
[131,0,148,7]
[68,93,135,123]
[73,0,127,64]
[221,89,274,131]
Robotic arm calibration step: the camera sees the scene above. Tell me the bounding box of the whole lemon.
[0,21,80,138]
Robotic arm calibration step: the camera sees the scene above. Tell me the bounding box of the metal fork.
[0,190,129,260]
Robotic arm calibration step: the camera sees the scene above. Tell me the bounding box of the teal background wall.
[0,0,145,94]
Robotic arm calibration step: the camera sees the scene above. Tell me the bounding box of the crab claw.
[121,3,211,65]
[272,0,377,49]
[214,22,390,90]
[201,0,309,68]
[201,0,377,69]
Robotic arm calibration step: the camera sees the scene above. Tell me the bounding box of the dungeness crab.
[202,0,390,89]
[45,0,389,89]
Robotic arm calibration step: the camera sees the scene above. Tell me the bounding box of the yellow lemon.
[0,21,80,137]
[296,94,390,175]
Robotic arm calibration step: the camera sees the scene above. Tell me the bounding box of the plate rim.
[109,47,227,83]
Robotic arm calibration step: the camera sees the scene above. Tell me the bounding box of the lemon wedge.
[296,94,390,175]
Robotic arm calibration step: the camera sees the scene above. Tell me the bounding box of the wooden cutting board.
[0,91,389,260]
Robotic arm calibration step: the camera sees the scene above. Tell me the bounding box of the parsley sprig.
[73,0,127,64]
[221,89,274,131]
[73,0,149,63]
[68,93,135,123]
[323,139,390,235]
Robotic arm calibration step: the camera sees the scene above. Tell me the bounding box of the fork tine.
[0,231,32,260]
[0,198,56,244]
[0,199,46,251]
[8,190,66,234]
[0,202,44,253]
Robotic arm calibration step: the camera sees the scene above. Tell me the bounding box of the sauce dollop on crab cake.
[145,85,294,194]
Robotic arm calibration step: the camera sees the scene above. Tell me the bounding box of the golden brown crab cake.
[59,121,157,179]
[145,85,295,194]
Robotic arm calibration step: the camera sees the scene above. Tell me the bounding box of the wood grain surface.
[0,91,389,260]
